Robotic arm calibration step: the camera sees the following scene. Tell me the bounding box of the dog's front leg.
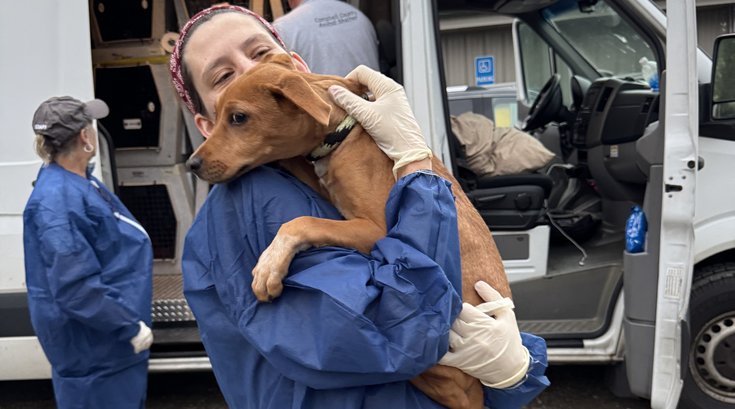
[252,216,385,302]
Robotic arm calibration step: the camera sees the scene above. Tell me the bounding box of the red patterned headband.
[170,4,286,114]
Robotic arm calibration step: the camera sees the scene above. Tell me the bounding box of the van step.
[153,274,195,322]
[153,298,195,322]
[150,325,206,358]
[511,264,623,339]
[519,319,604,337]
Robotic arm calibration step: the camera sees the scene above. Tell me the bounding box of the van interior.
[434,1,664,348]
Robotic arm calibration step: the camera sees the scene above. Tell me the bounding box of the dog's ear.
[268,72,332,127]
[263,53,297,70]
[344,78,370,100]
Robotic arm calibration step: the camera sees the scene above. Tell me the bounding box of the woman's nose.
[235,57,259,76]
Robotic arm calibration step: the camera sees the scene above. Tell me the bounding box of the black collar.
[306,115,357,162]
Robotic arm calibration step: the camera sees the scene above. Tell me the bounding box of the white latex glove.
[130,321,153,354]
[439,281,530,389]
[328,66,432,178]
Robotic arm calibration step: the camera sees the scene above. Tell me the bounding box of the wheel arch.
[695,248,735,273]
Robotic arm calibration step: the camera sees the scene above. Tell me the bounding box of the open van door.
[650,1,698,408]
[400,0,453,168]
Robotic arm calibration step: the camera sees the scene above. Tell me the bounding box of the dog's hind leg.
[411,365,484,409]
[251,216,385,302]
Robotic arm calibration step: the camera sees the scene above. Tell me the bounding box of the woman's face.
[184,13,303,120]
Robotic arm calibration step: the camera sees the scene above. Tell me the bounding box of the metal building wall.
[440,3,735,87]
[441,26,515,87]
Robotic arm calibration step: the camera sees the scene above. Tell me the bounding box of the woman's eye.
[230,112,248,125]
[215,72,232,86]
[253,47,271,60]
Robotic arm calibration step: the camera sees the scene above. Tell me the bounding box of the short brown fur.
[189,53,511,409]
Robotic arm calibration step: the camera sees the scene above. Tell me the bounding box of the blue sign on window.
[475,56,495,86]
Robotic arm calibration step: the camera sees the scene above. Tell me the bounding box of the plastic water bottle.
[639,57,659,92]
[625,205,647,253]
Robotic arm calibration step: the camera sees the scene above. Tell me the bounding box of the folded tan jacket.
[450,112,555,177]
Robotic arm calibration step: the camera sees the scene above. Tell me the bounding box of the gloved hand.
[328,65,433,178]
[130,321,153,354]
[439,281,530,389]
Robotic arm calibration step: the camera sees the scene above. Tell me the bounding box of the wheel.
[679,263,735,409]
[521,73,562,132]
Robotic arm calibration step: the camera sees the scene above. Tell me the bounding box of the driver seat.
[452,141,553,231]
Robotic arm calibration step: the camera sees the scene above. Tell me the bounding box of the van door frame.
[649,0,698,407]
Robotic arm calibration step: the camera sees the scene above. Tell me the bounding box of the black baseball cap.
[32,96,109,140]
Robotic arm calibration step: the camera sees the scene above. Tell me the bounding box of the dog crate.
[94,63,187,167]
[90,0,169,46]
[117,164,195,275]
[173,0,286,22]
[90,0,178,63]
[177,0,248,17]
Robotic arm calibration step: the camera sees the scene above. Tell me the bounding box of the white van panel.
[0,0,96,163]
[0,0,96,291]
[693,137,735,263]
[0,224,26,292]
[0,337,51,380]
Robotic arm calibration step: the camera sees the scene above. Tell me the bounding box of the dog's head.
[186,53,367,183]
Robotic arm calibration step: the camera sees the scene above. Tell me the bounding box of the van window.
[542,0,657,80]
[518,23,552,103]
[517,23,573,106]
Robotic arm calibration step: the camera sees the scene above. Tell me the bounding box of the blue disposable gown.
[183,165,548,409]
[23,163,153,409]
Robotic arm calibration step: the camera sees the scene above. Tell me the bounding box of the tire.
[678,263,735,409]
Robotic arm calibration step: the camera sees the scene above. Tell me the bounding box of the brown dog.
[187,53,511,409]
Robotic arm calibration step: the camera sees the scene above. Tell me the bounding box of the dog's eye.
[230,112,248,126]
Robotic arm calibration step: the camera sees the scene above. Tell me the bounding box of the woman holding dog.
[23,96,153,408]
[174,5,547,409]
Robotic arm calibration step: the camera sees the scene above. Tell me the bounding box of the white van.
[1,1,733,408]
[408,1,734,408]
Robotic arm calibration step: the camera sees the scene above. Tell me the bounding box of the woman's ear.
[290,52,311,74]
[79,127,92,146]
[194,113,215,139]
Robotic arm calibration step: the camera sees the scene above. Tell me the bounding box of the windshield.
[542,0,658,81]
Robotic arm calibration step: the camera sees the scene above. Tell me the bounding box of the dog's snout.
[187,155,203,173]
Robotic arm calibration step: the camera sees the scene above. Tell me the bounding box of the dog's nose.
[186,155,203,173]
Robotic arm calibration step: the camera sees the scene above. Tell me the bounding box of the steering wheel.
[521,73,562,132]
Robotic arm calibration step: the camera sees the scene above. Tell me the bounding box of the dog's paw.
[251,235,299,302]
[251,271,279,303]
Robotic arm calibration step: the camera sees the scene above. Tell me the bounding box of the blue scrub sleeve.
[483,332,550,409]
[236,172,463,389]
[35,214,141,341]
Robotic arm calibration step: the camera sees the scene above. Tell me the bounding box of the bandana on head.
[169,4,286,114]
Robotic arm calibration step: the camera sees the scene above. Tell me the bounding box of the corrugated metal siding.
[441,26,515,87]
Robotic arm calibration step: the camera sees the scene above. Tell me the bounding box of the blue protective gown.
[182,165,548,409]
[23,163,153,409]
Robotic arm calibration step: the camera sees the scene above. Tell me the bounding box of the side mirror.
[711,34,735,120]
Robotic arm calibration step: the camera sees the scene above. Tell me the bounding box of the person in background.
[23,97,154,409]
[172,5,548,409]
[273,0,380,76]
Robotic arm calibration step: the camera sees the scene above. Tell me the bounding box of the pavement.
[0,365,651,409]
